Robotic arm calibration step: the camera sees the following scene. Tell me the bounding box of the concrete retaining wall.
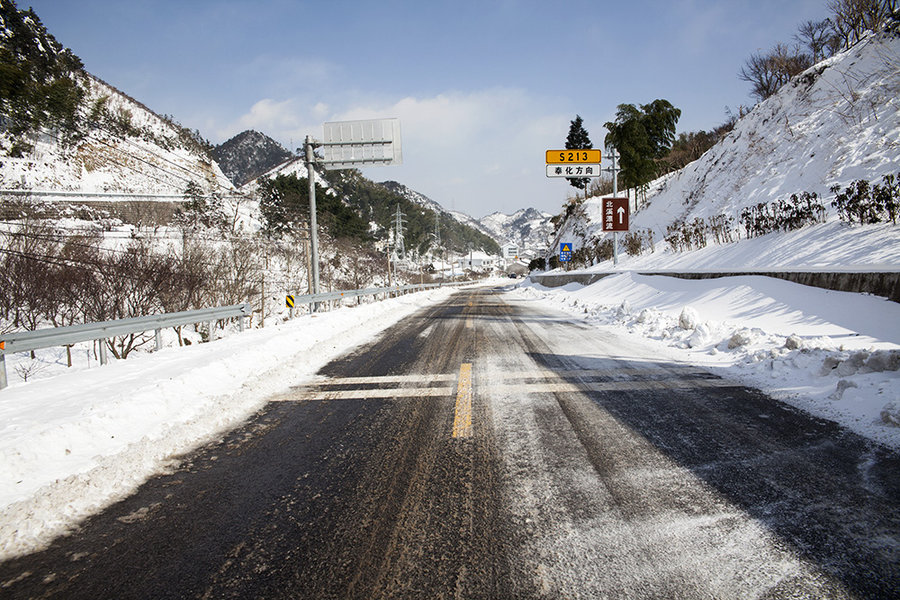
[529,271,900,303]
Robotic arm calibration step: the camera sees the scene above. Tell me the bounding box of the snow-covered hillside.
[448,210,495,238]
[480,207,554,254]
[378,180,446,215]
[552,30,900,270]
[0,74,234,199]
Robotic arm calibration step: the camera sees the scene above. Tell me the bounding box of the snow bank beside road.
[0,287,458,559]
[511,274,900,449]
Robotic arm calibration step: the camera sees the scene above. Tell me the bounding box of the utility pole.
[304,135,320,306]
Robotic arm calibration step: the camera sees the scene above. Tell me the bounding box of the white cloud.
[221,88,579,216]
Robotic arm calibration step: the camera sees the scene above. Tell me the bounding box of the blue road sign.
[559,242,573,262]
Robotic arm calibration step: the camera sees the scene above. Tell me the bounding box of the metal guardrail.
[0,280,470,389]
[0,303,252,389]
[289,282,461,310]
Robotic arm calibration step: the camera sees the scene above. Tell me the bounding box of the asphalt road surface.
[2,286,899,599]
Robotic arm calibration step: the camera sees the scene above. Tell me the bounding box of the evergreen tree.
[0,0,86,155]
[604,100,681,200]
[565,115,593,190]
[258,173,369,241]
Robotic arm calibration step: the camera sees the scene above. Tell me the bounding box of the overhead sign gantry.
[304,118,401,305]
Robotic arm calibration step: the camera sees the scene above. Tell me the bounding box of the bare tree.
[795,19,837,61]
[829,0,897,49]
[739,43,813,102]
[214,236,263,307]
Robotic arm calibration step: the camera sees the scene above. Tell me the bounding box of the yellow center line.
[452,363,473,439]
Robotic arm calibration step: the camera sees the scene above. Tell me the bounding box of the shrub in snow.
[740,192,827,238]
[678,307,699,330]
[882,402,900,427]
[728,328,755,349]
[831,173,900,225]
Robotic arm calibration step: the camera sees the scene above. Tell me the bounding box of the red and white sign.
[602,198,629,232]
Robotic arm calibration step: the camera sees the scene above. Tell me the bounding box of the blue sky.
[26,0,830,217]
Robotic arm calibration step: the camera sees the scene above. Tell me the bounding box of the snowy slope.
[378,180,447,215]
[552,30,900,270]
[0,74,235,198]
[480,208,554,253]
[514,274,900,449]
[449,209,495,238]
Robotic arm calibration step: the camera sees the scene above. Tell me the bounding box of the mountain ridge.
[212,130,293,187]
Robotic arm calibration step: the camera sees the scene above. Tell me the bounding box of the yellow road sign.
[546,149,601,164]
[286,295,295,308]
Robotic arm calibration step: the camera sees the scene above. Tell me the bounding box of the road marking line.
[484,378,735,394]
[494,367,710,380]
[311,374,458,386]
[280,387,455,401]
[452,363,473,438]
[275,367,732,404]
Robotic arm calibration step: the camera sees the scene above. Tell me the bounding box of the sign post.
[304,136,320,304]
[602,197,629,266]
[305,118,401,311]
[545,148,600,269]
[286,294,295,319]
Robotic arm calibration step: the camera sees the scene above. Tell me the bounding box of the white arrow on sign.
[617,206,625,224]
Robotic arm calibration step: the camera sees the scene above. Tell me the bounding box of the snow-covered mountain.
[479,208,555,253]
[377,180,553,253]
[448,210,495,239]
[212,130,293,187]
[552,29,900,270]
[0,72,234,198]
[378,180,446,215]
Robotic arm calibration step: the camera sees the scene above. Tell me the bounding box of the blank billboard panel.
[321,118,402,169]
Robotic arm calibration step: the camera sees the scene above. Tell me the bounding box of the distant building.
[502,244,519,260]
[461,250,496,270]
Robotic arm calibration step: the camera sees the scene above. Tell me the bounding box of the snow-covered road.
[2,285,897,598]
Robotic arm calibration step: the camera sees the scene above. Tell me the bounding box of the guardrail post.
[98,340,108,365]
[0,354,7,389]
[238,315,245,332]
[207,321,214,342]
[155,329,162,351]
